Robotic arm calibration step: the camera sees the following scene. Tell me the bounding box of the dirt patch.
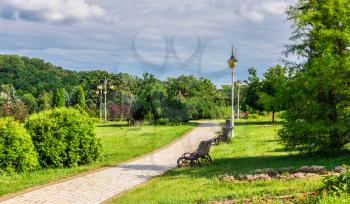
[208,192,314,204]
[218,165,345,183]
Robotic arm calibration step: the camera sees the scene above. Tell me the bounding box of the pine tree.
[279,0,350,152]
[53,88,65,108]
[75,85,85,109]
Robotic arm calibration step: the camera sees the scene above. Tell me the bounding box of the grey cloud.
[0,0,297,84]
[0,0,105,22]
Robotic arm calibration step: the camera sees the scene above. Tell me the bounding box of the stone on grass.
[298,166,326,174]
[333,166,346,173]
[264,168,278,177]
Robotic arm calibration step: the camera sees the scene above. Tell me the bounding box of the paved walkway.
[1,122,220,204]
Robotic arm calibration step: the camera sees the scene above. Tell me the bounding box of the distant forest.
[0,54,252,122]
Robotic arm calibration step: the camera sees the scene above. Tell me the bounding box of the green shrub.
[318,166,350,196]
[155,118,170,125]
[25,108,101,168]
[279,121,349,153]
[249,113,259,119]
[317,193,350,204]
[0,118,38,174]
[162,98,191,122]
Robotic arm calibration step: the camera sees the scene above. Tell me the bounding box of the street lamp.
[96,85,103,121]
[227,46,238,138]
[96,78,115,122]
[237,79,241,120]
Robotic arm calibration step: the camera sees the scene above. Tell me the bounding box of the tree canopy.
[279,0,350,152]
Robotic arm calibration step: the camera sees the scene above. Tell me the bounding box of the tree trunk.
[272,111,275,123]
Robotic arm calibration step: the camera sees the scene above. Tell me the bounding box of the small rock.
[334,166,347,173]
[254,174,272,181]
[277,167,295,174]
[305,173,318,178]
[218,174,235,182]
[294,172,306,179]
[298,166,327,174]
[237,175,246,181]
[246,174,254,182]
[264,168,278,177]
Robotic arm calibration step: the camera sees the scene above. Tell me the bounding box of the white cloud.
[0,0,106,22]
[240,1,291,22]
[261,1,290,15]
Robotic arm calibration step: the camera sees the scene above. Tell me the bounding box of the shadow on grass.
[268,147,289,152]
[235,121,283,126]
[96,123,126,128]
[166,151,350,179]
[96,122,199,128]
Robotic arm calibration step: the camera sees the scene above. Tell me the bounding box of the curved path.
[1,122,220,204]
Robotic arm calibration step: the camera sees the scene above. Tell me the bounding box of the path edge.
[0,121,212,202]
[103,121,220,203]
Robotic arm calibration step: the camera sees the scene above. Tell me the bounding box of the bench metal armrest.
[181,152,193,158]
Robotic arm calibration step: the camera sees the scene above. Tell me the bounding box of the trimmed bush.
[0,118,38,174]
[25,108,101,168]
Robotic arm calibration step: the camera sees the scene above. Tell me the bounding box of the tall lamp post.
[237,79,241,119]
[97,78,115,122]
[96,85,103,121]
[227,46,238,138]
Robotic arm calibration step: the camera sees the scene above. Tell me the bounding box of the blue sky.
[0,0,297,85]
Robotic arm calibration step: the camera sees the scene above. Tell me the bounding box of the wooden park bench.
[177,139,212,168]
[212,120,232,145]
[212,126,231,145]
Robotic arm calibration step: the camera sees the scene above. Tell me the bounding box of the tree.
[0,84,17,106]
[259,65,288,123]
[75,85,85,109]
[21,93,38,114]
[53,88,65,108]
[165,75,223,120]
[0,85,28,121]
[39,92,52,110]
[279,0,350,152]
[244,68,264,112]
[0,55,79,98]
[108,102,131,121]
[132,73,167,121]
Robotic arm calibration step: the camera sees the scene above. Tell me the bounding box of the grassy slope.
[0,122,196,197]
[111,120,350,204]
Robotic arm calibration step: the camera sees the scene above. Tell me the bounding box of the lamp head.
[227,46,238,70]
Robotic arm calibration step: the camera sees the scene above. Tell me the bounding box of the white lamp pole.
[231,69,235,137]
[227,46,238,138]
[97,78,115,122]
[97,85,103,121]
[237,79,241,119]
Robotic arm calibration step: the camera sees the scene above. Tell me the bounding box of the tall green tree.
[132,73,167,121]
[39,92,52,110]
[75,85,85,109]
[259,65,288,123]
[279,0,350,152]
[244,68,264,112]
[53,88,65,108]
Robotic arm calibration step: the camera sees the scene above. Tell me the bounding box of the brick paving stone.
[1,122,220,204]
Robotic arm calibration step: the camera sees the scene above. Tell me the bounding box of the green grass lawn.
[0,122,196,197]
[110,120,350,204]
